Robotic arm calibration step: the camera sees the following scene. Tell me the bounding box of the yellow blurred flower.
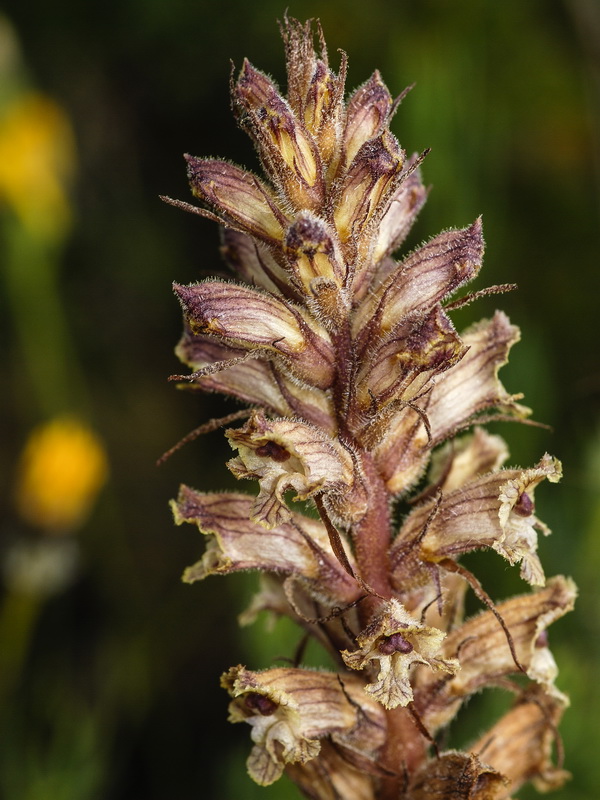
[0,92,76,241]
[15,417,108,533]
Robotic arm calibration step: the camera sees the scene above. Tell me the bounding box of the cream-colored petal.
[427,427,510,493]
[342,598,457,709]
[222,666,385,787]
[370,160,428,265]
[373,312,525,495]
[426,311,529,445]
[226,411,356,527]
[493,454,562,585]
[172,488,359,604]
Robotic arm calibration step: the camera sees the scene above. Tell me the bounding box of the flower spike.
[167,16,574,799]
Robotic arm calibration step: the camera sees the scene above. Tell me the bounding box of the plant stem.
[353,452,394,611]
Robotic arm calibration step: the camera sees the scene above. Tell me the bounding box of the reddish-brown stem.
[353,452,394,615]
[331,318,356,430]
[378,706,429,799]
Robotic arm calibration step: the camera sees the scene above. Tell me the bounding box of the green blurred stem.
[2,219,88,418]
[0,589,42,702]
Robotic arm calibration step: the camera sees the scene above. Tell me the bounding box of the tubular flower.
[167,17,574,798]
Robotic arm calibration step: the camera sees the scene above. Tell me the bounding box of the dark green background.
[1,1,599,798]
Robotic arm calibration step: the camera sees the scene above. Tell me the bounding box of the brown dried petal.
[226,411,355,528]
[407,752,507,800]
[222,666,386,786]
[415,577,576,732]
[341,598,458,709]
[285,739,377,800]
[185,156,287,243]
[281,17,323,117]
[470,687,570,796]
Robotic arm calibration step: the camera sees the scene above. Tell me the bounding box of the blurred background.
[0,0,598,798]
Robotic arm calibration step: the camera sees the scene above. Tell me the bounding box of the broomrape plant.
[165,18,575,799]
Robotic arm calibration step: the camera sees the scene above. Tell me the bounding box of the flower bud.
[234,60,324,210]
[343,71,393,167]
[284,212,345,289]
[333,130,404,262]
[186,156,287,243]
[173,280,336,388]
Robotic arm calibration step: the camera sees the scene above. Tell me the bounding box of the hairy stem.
[379,706,429,799]
[353,452,394,611]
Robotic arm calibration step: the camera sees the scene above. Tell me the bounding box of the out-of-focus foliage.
[0,1,597,799]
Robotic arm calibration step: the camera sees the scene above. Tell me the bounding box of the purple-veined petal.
[172,488,359,603]
[226,411,356,528]
[186,156,288,243]
[414,577,575,733]
[220,227,297,299]
[175,328,335,431]
[222,665,386,786]
[174,280,336,388]
[234,60,324,210]
[333,130,404,264]
[391,455,561,586]
[354,219,483,344]
[425,311,530,444]
[370,162,428,264]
